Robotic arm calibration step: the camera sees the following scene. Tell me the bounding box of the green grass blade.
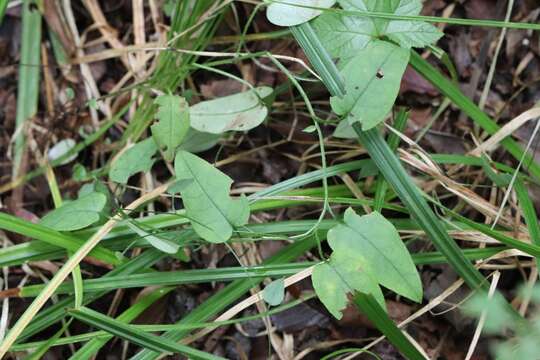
[69,307,224,360]
[514,179,540,272]
[130,232,321,360]
[353,293,426,360]
[409,51,540,180]
[374,109,408,211]
[12,0,41,178]
[19,263,312,297]
[0,212,122,266]
[0,0,8,24]
[69,288,173,360]
[16,249,164,342]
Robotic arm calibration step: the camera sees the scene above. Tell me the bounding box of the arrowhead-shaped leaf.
[267,0,337,27]
[328,208,422,302]
[189,87,273,134]
[40,192,107,231]
[151,95,190,161]
[174,151,250,243]
[312,251,385,319]
[109,138,158,184]
[330,40,409,130]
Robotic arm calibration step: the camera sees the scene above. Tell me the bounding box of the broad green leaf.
[109,138,158,184]
[125,221,180,254]
[189,87,273,134]
[266,0,336,27]
[40,192,107,231]
[151,95,190,161]
[312,251,384,319]
[174,151,250,243]
[338,0,398,35]
[330,40,409,130]
[312,12,374,64]
[263,278,285,306]
[328,208,422,302]
[178,127,221,153]
[386,21,443,49]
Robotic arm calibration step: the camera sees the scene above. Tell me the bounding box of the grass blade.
[69,288,173,360]
[12,0,41,179]
[69,307,224,360]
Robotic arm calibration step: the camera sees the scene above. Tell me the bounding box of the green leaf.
[174,151,250,243]
[178,127,221,153]
[330,40,409,130]
[125,221,180,254]
[328,208,422,302]
[312,251,384,319]
[386,21,443,48]
[40,192,107,231]
[266,0,337,27]
[263,278,285,306]
[312,11,374,64]
[109,138,158,184]
[151,95,190,161]
[332,119,357,139]
[189,87,273,134]
[339,0,422,32]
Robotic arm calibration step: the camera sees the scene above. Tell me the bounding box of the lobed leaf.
[328,208,422,302]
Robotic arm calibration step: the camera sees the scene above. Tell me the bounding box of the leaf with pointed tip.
[267,0,337,27]
[125,221,180,254]
[328,208,422,302]
[151,95,190,161]
[174,151,250,243]
[312,251,385,319]
[189,87,272,134]
[109,138,158,184]
[40,193,107,231]
[330,40,409,130]
[386,21,443,48]
[337,0,427,43]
